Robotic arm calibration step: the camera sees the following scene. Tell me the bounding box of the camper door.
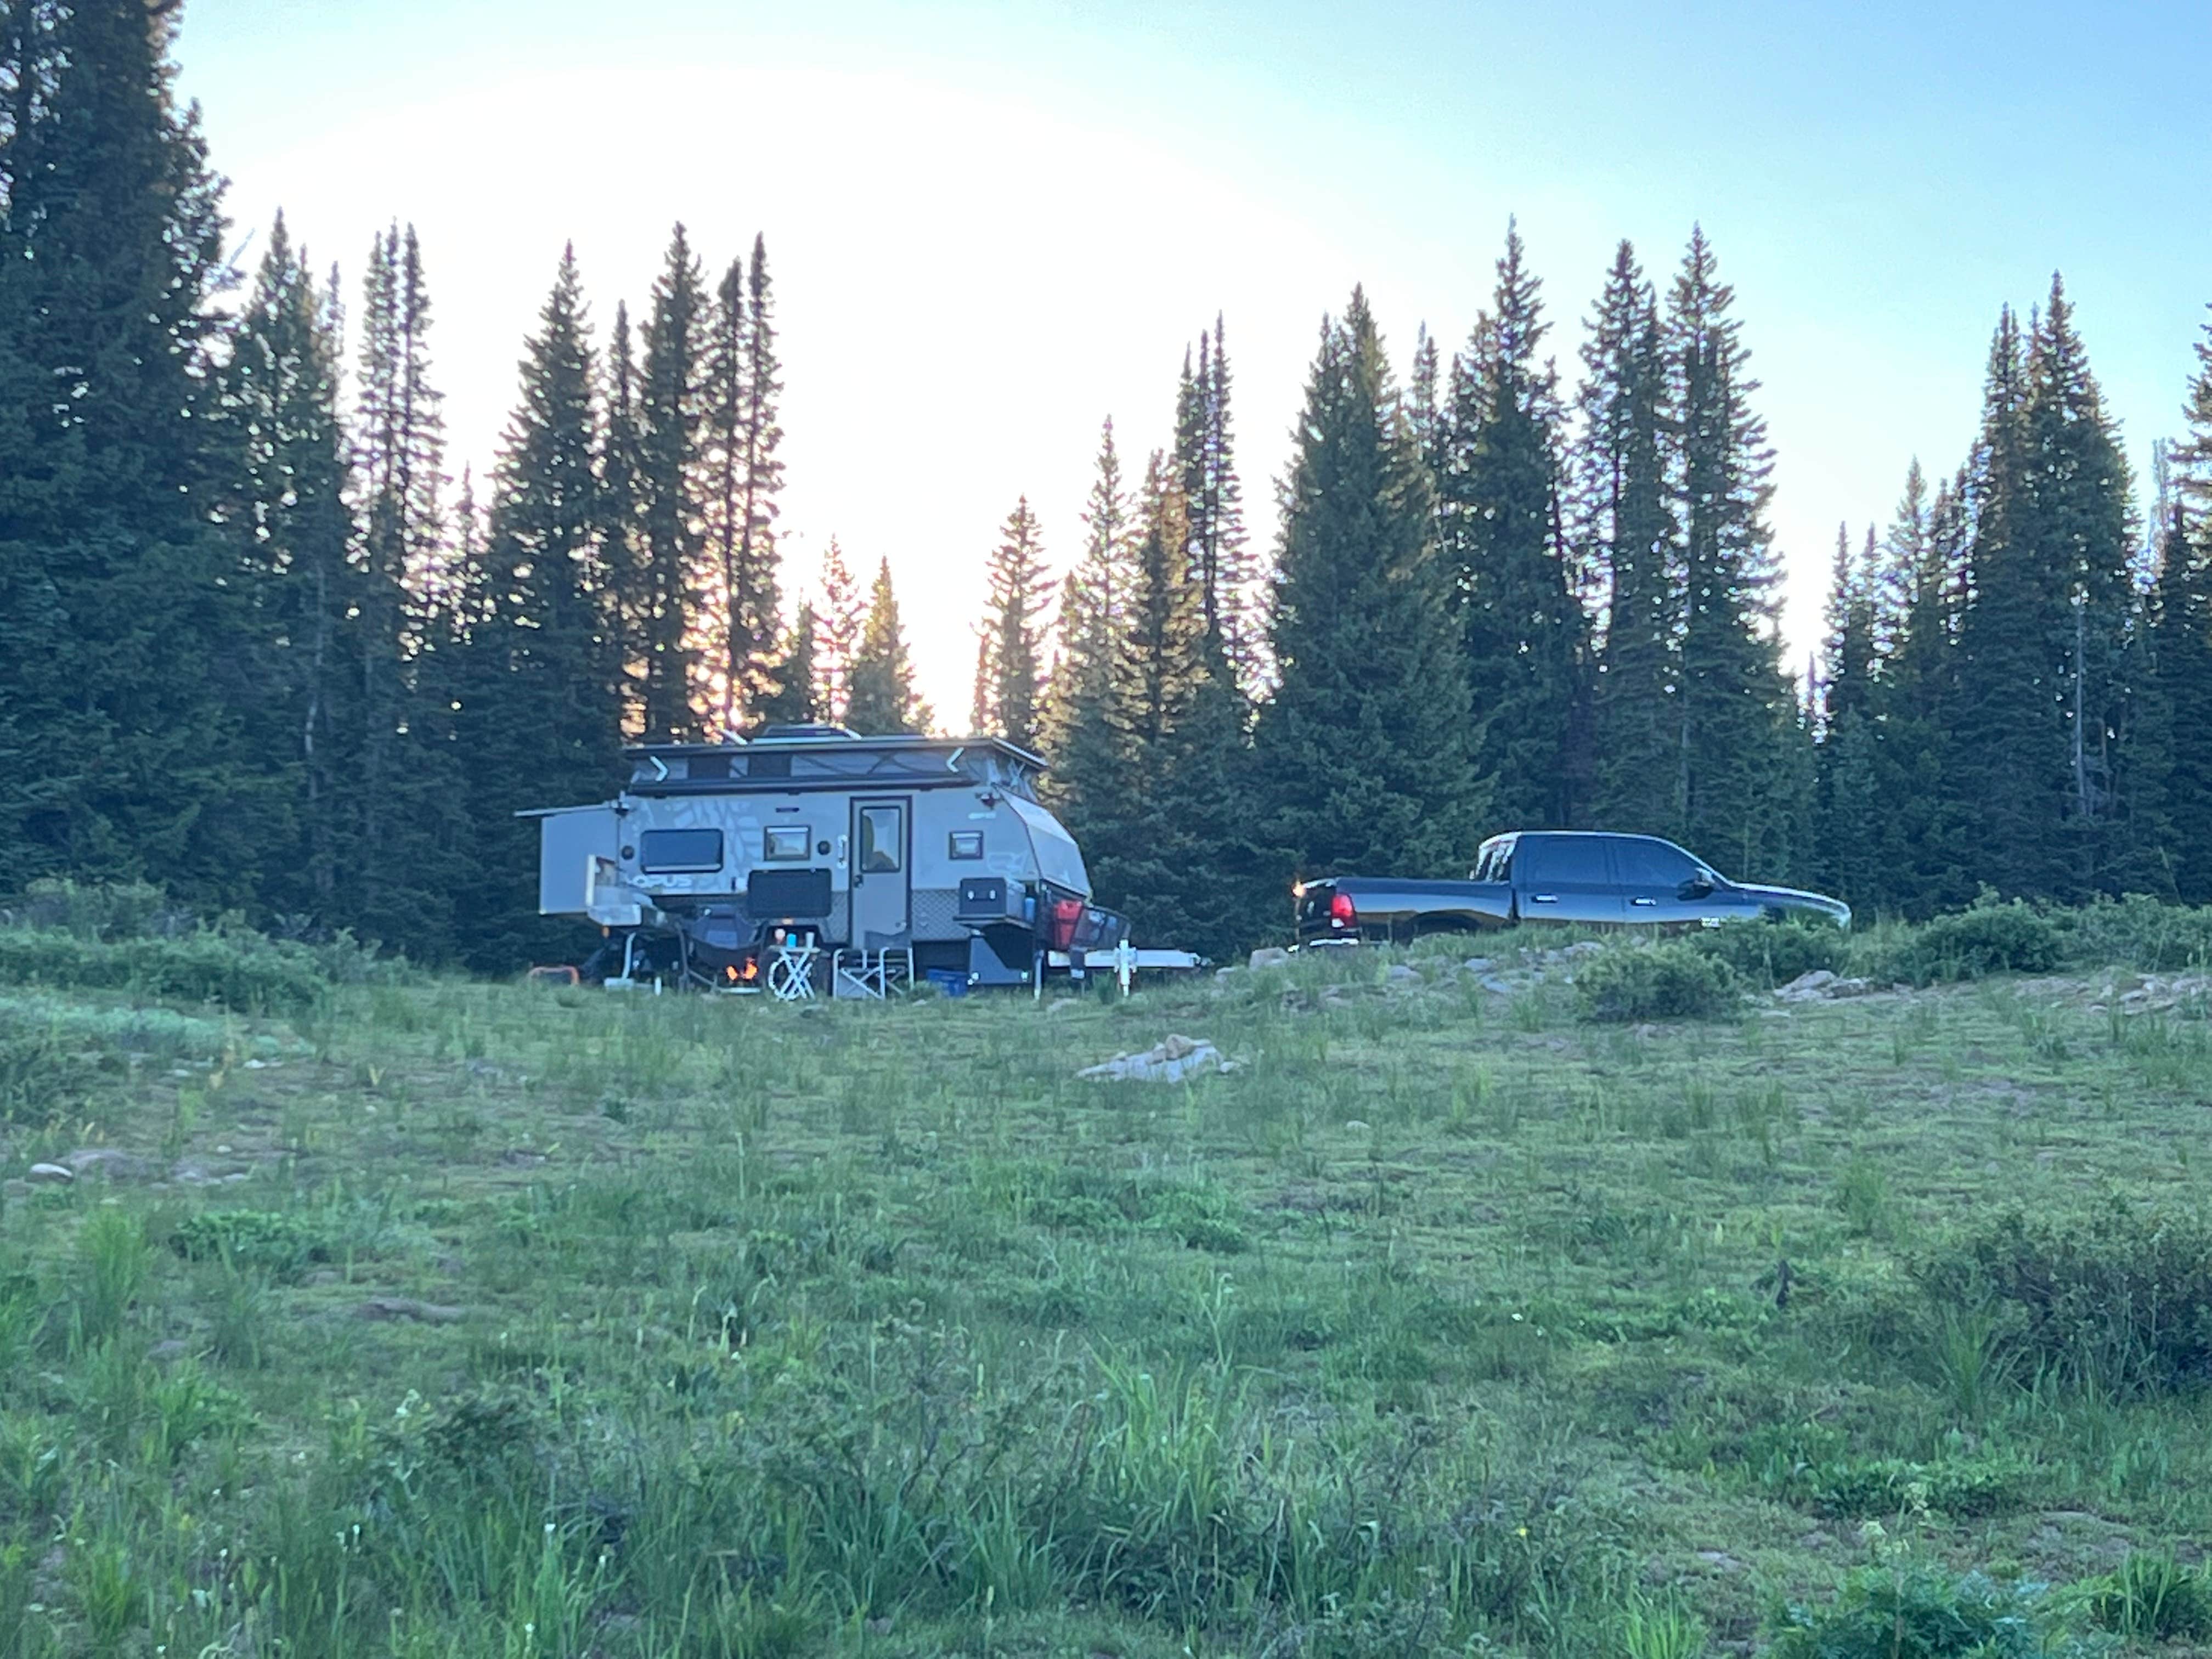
[849,798,911,947]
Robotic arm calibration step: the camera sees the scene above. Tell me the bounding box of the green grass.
[2,926,2212,1656]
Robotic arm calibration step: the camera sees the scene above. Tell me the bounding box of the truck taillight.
[1049,898,1084,951]
[1330,890,1356,927]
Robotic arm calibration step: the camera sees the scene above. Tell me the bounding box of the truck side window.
[1517,837,1606,887]
[1612,838,1699,889]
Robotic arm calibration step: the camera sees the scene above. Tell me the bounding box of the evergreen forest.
[7,3,2212,967]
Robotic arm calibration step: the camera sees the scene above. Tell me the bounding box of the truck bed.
[1295,876,1513,945]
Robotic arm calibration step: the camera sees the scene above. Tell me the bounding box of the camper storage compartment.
[956,877,1032,928]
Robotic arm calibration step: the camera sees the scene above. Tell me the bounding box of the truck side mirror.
[1677,877,1712,901]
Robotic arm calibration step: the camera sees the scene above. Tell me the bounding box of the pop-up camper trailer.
[527,725,1133,994]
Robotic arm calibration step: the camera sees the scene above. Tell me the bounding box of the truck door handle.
[1631,896,1657,907]
[1530,894,1558,904]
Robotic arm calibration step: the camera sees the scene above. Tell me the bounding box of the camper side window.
[948,831,983,860]
[637,828,723,873]
[763,825,810,862]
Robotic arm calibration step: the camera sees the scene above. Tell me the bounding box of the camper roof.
[619,730,1048,797]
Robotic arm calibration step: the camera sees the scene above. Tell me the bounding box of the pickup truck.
[1293,830,1850,946]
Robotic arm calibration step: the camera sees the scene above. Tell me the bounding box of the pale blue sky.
[177,1,2212,715]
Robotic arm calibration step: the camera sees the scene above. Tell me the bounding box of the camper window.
[638,828,724,873]
[763,825,810,862]
[859,806,903,873]
[948,830,983,860]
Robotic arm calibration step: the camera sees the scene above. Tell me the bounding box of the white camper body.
[527,726,1125,990]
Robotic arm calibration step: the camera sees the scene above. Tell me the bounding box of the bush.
[0,1012,93,1126]
[1768,1564,2090,1659]
[172,1210,334,1280]
[1857,901,2061,986]
[2076,1550,2212,1642]
[1915,1203,2212,1396]
[1691,915,1847,989]
[2051,894,2212,974]
[1575,943,1740,1022]
[0,928,331,1013]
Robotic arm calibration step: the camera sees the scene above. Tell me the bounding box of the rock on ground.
[1248,946,1293,970]
[1079,1034,1239,1082]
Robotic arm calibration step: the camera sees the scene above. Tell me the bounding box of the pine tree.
[1948,287,2134,901]
[599,299,647,735]
[1406,323,1443,473]
[1666,227,1800,877]
[1174,317,1253,680]
[2149,509,2212,899]
[636,224,707,740]
[844,558,929,734]
[349,222,452,949]
[0,0,263,902]
[1042,419,1132,825]
[754,603,822,726]
[454,245,621,967]
[975,496,1050,747]
[1813,524,1883,901]
[1574,241,1678,837]
[1255,289,1486,877]
[1081,453,1256,953]
[815,537,862,722]
[702,235,784,727]
[1438,219,1588,830]
[2023,276,2134,883]
[218,213,357,919]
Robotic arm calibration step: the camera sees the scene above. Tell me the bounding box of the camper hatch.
[524,725,1130,993]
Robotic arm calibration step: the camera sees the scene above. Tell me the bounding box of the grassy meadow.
[4,898,2212,1656]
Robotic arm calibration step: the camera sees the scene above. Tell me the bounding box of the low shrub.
[1795,1454,2025,1520]
[1691,915,1846,989]
[1856,901,2061,986]
[2075,1549,2212,1643]
[2051,894,2212,974]
[172,1210,333,1280]
[0,1011,93,1126]
[1915,1203,2212,1396]
[0,928,330,1013]
[1575,943,1740,1022]
[1768,1565,2089,1659]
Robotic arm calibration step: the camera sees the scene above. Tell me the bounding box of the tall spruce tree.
[2150,508,2212,899]
[1438,221,1587,830]
[1080,453,1255,954]
[219,214,357,920]
[1255,289,1486,877]
[754,603,821,726]
[844,558,929,734]
[1173,318,1251,678]
[1814,524,1883,901]
[2024,277,2134,881]
[456,244,620,967]
[637,224,706,739]
[0,0,266,901]
[1665,227,1801,877]
[1043,418,1132,825]
[1948,287,2135,900]
[975,496,1049,746]
[598,299,647,735]
[349,222,453,949]
[815,536,862,721]
[1575,241,1679,837]
[702,235,784,726]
